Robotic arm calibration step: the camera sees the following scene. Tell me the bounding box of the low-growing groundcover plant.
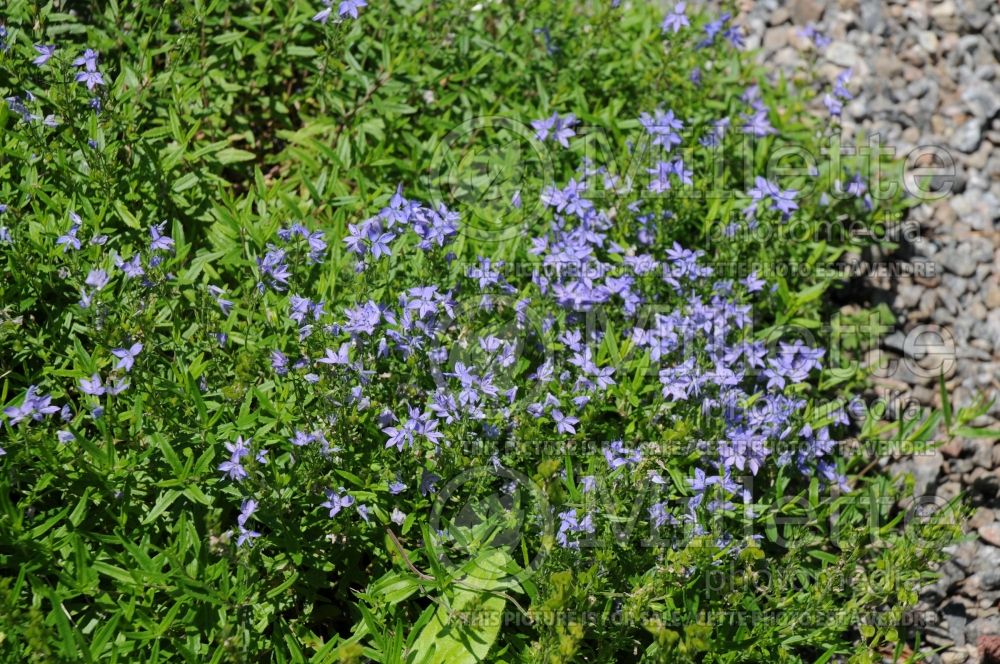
[0,1,969,662]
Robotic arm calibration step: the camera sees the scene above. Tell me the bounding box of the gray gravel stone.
[941,602,968,647]
[961,85,1000,121]
[934,247,979,276]
[826,40,861,68]
[941,273,968,295]
[950,118,984,153]
[981,523,1000,548]
[789,0,824,24]
[966,615,1000,644]
[897,451,945,496]
[948,190,999,230]
[940,650,968,664]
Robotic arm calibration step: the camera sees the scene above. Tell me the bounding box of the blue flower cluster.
[4,44,105,126]
[1,87,859,552]
[0,5,860,557]
[206,106,850,549]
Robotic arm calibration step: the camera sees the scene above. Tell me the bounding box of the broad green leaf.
[407,549,512,664]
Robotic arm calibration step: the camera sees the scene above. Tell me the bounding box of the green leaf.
[92,561,136,585]
[408,549,511,664]
[114,201,142,230]
[370,572,422,605]
[939,373,952,431]
[266,571,301,600]
[286,45,318,57]
[142,489,181,525]
[951,426,1000,440]
[215,147,257,164]
[806,550,838,564]
[173,172,200,192]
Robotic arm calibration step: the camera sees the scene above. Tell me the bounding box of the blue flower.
[111,342,143,372]
[649,502,678,528]
[79,374,105,396]
[5,95,39,124]
[75,70,105,90]
[604,440,641,470]
[85,269,109,291]
[218,437,251,482]
[531,112,577,148]
[661,2,689,33]
[32,44,56,67]
[556,509,594,548]
[108,378,129,395]
[420,471,440,496]
[4,386,59,426]
[740,109,775,137]
[149,222,174,253]
[318,343,351,367]
[306,231,327,262]
[271,350,289,375]
[368,231,395,259]
[339,0,367,19]
[312,2,333,23]
[833,69,853,100]
[698,12,731,48]
[798,24,831,49]
[823,93,842,117]
[687,467,718,493]
[288,430,310,447]
[256,247,291,290]
[115,254,144,278]
[343,300,382,335]
[762,341,824,389]
[217,458,246,482]
[321,488,355,517]
[846,172,866,197]
[744,177,797,220]
[724,26,744,49]
[238,499,258,527]
[742,271,766,293]
[236,526,261,547]
[382,412,418,451]
[639,109,683,151]
[72,49,100,70]
[57,222,82,252]
[343,223,367,256]
[552,409,578,435]
[208,285,233,314]
[315,0,366,21]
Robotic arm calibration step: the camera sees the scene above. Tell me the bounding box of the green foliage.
[0,1,970,663]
